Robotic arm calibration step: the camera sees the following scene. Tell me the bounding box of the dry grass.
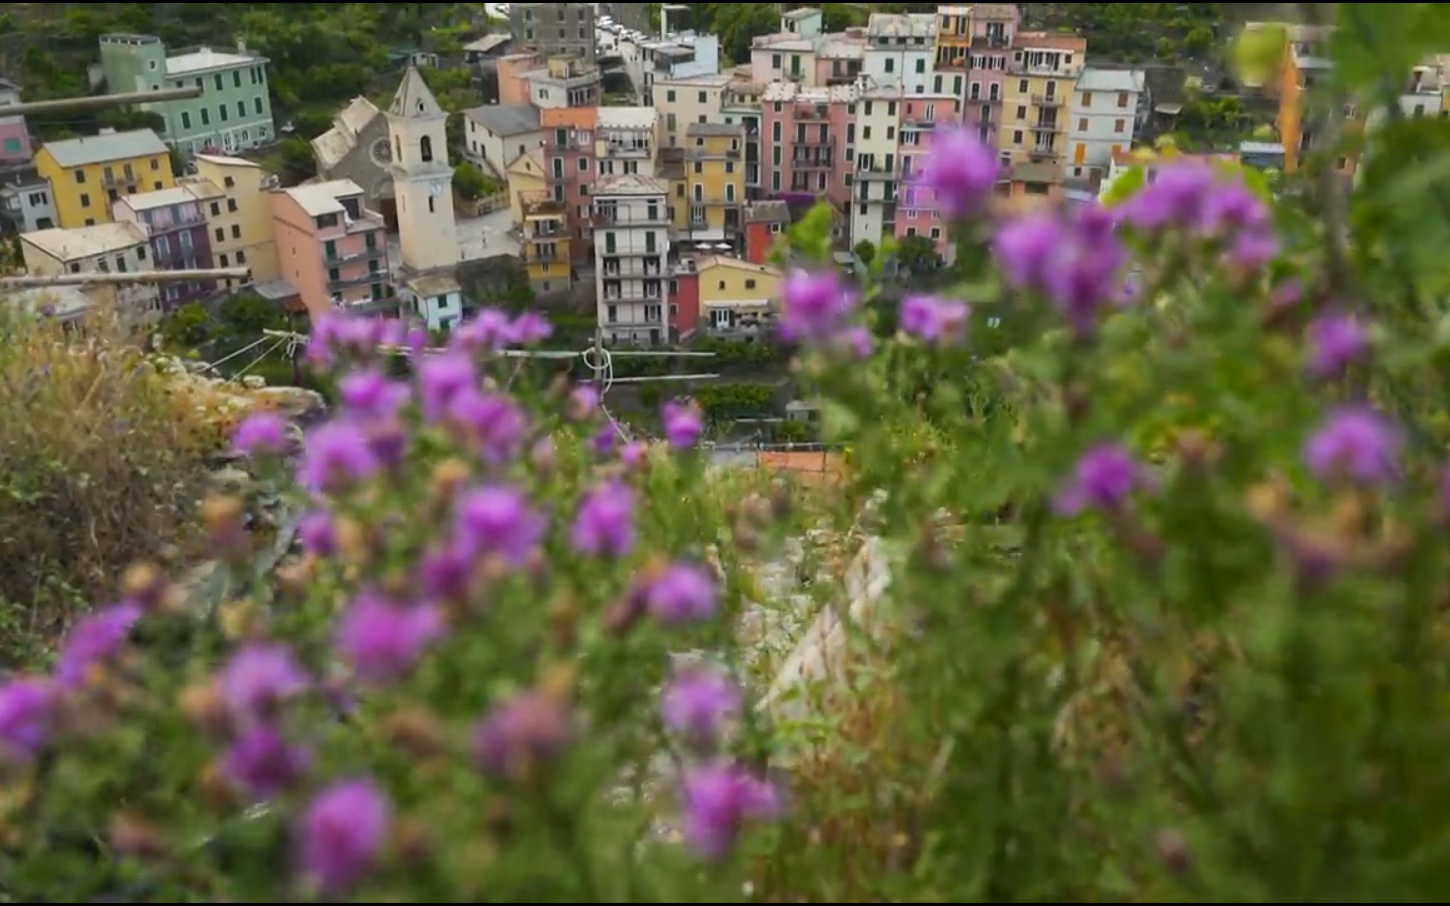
[0,306,215,665]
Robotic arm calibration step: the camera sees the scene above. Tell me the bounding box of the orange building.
[1275,25,1354,175]
[270,179,391,322]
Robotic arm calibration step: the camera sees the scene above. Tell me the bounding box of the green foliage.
[853,239,877,266]
[451,161,497,201]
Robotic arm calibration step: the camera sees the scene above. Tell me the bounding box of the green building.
[98,34,276,156]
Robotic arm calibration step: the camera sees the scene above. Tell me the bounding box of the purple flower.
[0,679,54,762]
[836,326,875,359]
[297,509,337,556]
[455,485,547,567]
[780,270,858,342]
[1305,313,1368,380]
[417,543,472,601]
[232,413,290,456]
[661,665,741,750]
[993,214,1064,291]
[447,388,528,464]
[1120,161,1215,231]
[335,593,444,684]
[1055,443,1145,516]
[296,420,382,493]
[57,601,142,687]
[620,440,649,468]
[645,562,718,625]
[1201,182,1271,235]
[219,644,310,721]
[507,311,552,345]
[899,295,970,345]
[679,760,781,861]
[296,779,390,896]
[337,368,410,419]
[662,400,705,450]
[569,385,600,420]
[1224,230,1279,270]
[590,425,617,457]
[1304,407,1402,486]
[472,688,573,780]
[571,480,636,557]
[223,724,312,800]
[915,129,1001,220]
[416,352,477,422]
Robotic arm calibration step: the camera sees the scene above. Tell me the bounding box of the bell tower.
[386,67,458,272]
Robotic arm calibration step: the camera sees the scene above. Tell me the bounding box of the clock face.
[370,138,393,166]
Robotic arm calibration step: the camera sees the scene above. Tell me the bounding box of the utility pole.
[2,85,204,118]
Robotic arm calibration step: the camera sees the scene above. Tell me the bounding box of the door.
[1074,142,1086,165]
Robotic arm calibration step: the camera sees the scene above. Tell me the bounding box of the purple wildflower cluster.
[0,306,779,896]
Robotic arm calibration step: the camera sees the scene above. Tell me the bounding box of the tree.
[854,239,877,267]
[894,235,941,274]
[452,162,491,201]
[219,295,286,336]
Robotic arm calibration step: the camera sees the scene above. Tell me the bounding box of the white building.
[462,103,542,178]
[0,170,56,233]
[387,68,464,332]
[862,13,937,95]
[850,87,904,248]
[19,221,159,309]
[593,174,670,345]
[1066,67,1146,184]
[596,106,659,179]
[656,73,733,148]
[636,33,721,106]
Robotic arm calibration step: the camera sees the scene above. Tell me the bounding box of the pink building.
[497,53,537,105]
[762,82,856,208]
[0,78,32,164]
[960,4,1020,144]
[270,179,391,323]
[896,96,964,259]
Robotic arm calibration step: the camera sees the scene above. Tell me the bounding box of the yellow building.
[519,192,570,294]
[656,74,733,148]
[998,33,1086,166]
[506,149,546,226]
[34,129,174,229]
[697,255,781,334]
[185,153,281,287]
[934,5,974,70]
[684,123,746,245]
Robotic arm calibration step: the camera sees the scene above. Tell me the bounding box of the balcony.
[794,105,830,122]
[601,261,664,278]
[599,244,663,258]
[1029,119,1060,133]
[328,269,385,290]
[1027,146,1060,162]
[546,170,579,184]
[972,34,1011,49]
[902,114,939,129]
[688,146,743,160]
[592,208,669,227]
[521,192,566,217]
[604,141,652,158]
[102,171,141,188]
[689,195,741,206]
[325,244,386,266]
[793,154,835,170]
[852,166,899,181]
[1031,93,1064,108]
[600,290,667,304]
[521,245,564,265]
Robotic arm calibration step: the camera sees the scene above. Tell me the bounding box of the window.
[698,91,707,103]
[150,157,160,171]
[1081,91,1092,107]
[1113,118,1125,134]
[74,170,85,184]
[1018,79,1028,93]
[255,97,264,115]
[79,193,90,208]
[214,74,223,91]
[915,58,926,73]
[227,198,238,213]
[745,278,756,290]
[219,104,228,122]
[181,111,192,129]
[231,224,241,239]
[215,227,225,242]
[428,196,435,213]
[666,89,676,102]
[219,253,229,267]
[233,70,242,89]
[420,135,434,162]
[1078,117,1087,131]
[83,218,94,226]
[1016,105,1027,120]
[1013,130,1023,145]
[201,108,210,126]
[210,200,221,217]
[884,58,895,73]
[237,101,246,119]
[1116,91,1129,108]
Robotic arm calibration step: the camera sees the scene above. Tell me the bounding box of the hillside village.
[0,3,1441,346]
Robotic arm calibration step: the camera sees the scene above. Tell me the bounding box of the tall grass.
[0,305,211,666]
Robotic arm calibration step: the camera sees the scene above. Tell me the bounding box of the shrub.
[0,307,211,666]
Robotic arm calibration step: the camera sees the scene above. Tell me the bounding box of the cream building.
[593,174,670,345]
[186,153,281,288]
[656,74,734,148]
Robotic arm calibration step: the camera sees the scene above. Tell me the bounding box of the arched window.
[420,135,434,163]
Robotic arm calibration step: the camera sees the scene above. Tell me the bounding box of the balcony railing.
[603,142,652,158]
[592,208,669,227]
[599,244,663,257]
[521,192,567,217]
[601,263,664,278]
[855,166,900,181]
[794,106,830,122]
[328,269,385,289]
[325,245,386,265]
[1027,146,1060,162]
[972,34,1011,49]
[1029,120,1060,133]
[1031,93,1064,108]
[601,291,666,304]
[688,146,743,160]
[793,155,835,170]
[103,171,141,187]
[688,195,740,205]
